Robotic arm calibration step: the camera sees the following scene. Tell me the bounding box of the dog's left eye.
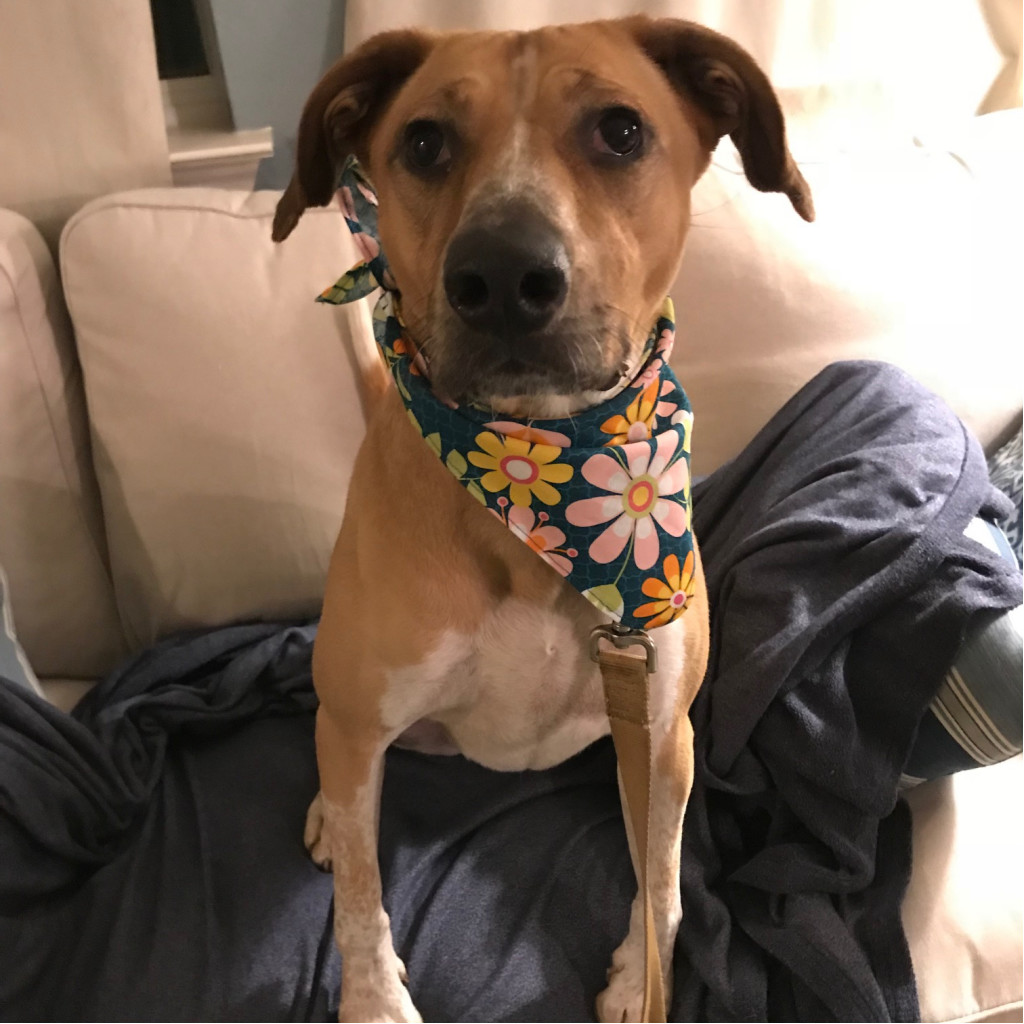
[403,120,451,173]
[593,107,644,158]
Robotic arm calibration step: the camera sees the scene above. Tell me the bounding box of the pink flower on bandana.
[631,356,665,390]
[484,421,572,448]
[353,230,380,263]
[565,431,689,570]
[630,328,674,390]
[493,501,576,577]
[338,186,357,221]
[338,186,380,263]
[355,180,378,206]
[654,381,677,417]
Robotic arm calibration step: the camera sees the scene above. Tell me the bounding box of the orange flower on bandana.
[468,431,573,507]
[634,551,696,628]
[601,379,678,446]
[392,334,426,376]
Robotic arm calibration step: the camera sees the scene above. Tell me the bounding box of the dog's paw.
[338,964,421,1023]
[595,931,650,1024]
[338,995,421,1024]
[304,791,332,871]
[596,968,644,1023]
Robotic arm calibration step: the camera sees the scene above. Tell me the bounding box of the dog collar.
[318,158,695,630]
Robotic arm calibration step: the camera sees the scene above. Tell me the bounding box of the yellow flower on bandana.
[468,431,573,507]
[634,551,696,628]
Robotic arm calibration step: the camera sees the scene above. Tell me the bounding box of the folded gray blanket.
[1,361,1020,1022]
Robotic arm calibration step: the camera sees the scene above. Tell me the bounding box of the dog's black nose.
[443,203,569,336]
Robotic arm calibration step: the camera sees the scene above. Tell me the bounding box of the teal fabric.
[318,158,696,630]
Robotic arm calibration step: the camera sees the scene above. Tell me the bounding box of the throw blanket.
[1,361,1019,1022]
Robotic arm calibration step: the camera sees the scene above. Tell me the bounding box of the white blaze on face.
[457,37,558,240]
[504,38,540,190]
[493,36,568,221]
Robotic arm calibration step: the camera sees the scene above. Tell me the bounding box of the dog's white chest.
[384,597,686,772]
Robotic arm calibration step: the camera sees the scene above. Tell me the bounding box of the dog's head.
[273,17,812,416]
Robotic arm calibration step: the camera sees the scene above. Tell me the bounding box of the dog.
[272,16,811,1022]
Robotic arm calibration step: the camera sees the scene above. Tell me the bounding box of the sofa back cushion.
[0,208,126,677]
[61,116,1021,648]
[62,190,370,650]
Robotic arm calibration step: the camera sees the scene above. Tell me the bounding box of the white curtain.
[344,0,1021,154]
[0,0,170,252]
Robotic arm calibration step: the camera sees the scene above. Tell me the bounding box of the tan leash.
[590,625,666,1023]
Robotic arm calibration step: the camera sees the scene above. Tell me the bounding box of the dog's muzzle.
[443,199,570,339]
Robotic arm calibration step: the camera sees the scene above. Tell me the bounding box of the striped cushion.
[903,518,1023,786]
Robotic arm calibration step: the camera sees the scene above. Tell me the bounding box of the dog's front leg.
[597,712,696,1024]
[313,707,421,1024]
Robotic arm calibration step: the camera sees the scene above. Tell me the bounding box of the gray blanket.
[1,361,1020,1022]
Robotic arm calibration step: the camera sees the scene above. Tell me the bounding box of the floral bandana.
[318,157,696,630]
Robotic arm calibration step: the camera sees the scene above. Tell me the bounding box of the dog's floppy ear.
[625,16,814,222]
[272,30,435,242]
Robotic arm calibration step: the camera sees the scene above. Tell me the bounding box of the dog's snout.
[443,204,569,336]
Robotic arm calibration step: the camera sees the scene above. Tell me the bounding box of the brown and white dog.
[273,16,811,1023]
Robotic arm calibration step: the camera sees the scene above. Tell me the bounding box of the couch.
[0,110,1021,1021]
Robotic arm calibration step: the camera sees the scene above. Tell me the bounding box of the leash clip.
[589,623,658,673]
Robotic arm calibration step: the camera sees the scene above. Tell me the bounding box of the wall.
[209,0,347,190]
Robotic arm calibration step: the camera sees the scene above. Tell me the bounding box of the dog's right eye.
[403,120,451,173]
[592,106,645,159]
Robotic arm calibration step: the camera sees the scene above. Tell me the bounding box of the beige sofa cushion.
[0,208,125,677]
[61,189,371,650]
[905,755,1024,1024]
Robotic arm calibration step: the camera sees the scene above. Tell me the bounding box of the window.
[148,0,273,187]
[150,0,209,80]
